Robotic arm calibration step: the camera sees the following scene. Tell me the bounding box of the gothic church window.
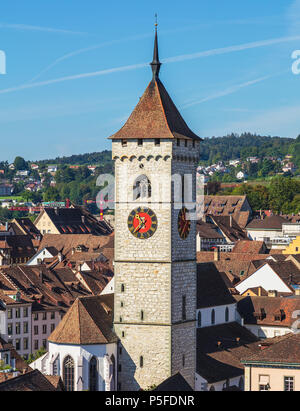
[89,357,98,391]
[63,355,75,391]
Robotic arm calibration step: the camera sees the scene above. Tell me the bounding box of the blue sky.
[0,0,300,161]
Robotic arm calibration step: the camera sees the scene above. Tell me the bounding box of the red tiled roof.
[232,240,266,254]
[48,294,117,345]
[236,295,300,327]
[197,323,260,383]
[241,333,300,364]
[246,215,287,230]
[109,79,201,141]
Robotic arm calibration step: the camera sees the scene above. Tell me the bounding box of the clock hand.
[133,221,143,233]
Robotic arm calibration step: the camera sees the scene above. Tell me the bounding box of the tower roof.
[48,294,117,345]
[109,26,201,141]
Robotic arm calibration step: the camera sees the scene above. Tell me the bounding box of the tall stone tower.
[110,26,201,391]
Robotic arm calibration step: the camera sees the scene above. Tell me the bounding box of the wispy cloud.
[0,63,148,95]
[27,33,153,84]
[163,35,300,64]
[1,34,300,95]
[0,23,86,35]
[182,76,272,108]
[27,17,284,83]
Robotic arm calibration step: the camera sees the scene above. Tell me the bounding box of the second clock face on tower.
[178,207,191,239]
[127,207,158,239]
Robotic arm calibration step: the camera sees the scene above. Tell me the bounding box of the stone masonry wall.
[115,323,171,391]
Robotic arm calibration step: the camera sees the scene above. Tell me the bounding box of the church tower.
[110,25,201,391]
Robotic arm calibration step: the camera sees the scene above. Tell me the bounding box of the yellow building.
[283,236,300,254]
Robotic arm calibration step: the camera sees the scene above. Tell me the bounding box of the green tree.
[43,186,60,201]
[14,156,28,170]
[268,176,295,213]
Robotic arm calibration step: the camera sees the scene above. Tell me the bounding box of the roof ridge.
[79,298,108,343]
[49,299,80,343]
[154,80,176,139]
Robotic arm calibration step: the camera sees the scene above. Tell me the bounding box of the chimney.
[258,287,262,297]
[81,215,85,224]
[230,215,233,227]
[214,248,220,262]
[268,290,277,298]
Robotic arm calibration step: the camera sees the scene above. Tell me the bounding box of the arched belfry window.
[63,355,75,391]
[133,175,151,200]
[89,356,98,391]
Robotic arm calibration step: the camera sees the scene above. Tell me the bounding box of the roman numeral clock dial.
[127,207,158,239]
[178,207,191,239]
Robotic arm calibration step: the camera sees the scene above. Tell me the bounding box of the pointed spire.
[150,14,161,81]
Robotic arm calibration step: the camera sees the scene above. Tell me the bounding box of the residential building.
[0,184,13,196]
[0,265,90,355]
[283,236,300,254]
[236,295,300,339]
[0,235,37,265]
[246,215,293,249]
[202,195,252,228]
[196,323,261,391]
[235,260,300,295]
[10,218,41,240]
[34,206,113,236]
[196,220,225,251]
[0,291,32,359]
[242,333,300,391]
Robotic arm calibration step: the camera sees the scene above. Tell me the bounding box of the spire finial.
[150,14,161,81]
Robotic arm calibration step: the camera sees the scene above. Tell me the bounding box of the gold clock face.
[178,207,191,239]
[127,207,158,239]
